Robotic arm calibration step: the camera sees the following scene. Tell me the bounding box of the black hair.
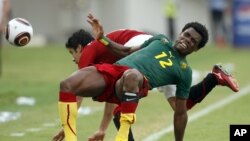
[65,29,94,50]
[181,22,209,49]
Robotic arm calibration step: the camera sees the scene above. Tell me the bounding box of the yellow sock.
[58,102,77,141]
[115,113,136,141]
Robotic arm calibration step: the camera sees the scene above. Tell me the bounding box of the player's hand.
[88,129,106,141]
[87,13,104,40]
[52,128,65,141]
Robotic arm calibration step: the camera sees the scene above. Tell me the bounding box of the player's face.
[67,45,82,64]
[174,27,201,56]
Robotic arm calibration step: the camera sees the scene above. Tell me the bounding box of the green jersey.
[116,34,192,99]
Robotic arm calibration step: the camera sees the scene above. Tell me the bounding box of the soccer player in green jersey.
[53,29,239,141]
[88,14,205,141]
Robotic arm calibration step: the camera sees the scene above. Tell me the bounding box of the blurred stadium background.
[1,0,250,141]
[8,0,213,45]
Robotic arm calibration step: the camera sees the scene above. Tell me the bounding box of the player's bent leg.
[115,69,142,141]
[116,94,138,141]
[187,64,240,110]
[58,66,106,141]
[58,73,81,141]
[186,73,218,110]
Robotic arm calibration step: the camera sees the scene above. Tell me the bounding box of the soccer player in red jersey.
[53,29,153,141]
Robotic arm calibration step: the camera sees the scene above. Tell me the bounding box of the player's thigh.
[60,66,105,96]
[76,66,106,97]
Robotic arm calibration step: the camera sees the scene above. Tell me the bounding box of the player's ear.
[76,44,83,53]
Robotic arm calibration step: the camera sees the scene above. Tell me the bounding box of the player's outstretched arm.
[87,13,103,40]
[174,98,187,141]
[87,13,141,58]
[88,102,116,141]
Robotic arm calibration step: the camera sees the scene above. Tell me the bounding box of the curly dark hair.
[181,22,209,49]
[65,29,94,50]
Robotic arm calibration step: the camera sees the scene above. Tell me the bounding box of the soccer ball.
[5,18,33,47]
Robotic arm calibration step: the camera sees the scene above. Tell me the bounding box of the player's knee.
[60,79,73,92]
[123,69,142,92]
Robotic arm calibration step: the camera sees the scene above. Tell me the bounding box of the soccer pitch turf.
[0,44,249,141]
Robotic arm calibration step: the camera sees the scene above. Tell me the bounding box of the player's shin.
[58,91,77,141]
[115,92,138,141]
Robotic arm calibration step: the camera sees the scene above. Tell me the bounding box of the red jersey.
[78,29,147,69]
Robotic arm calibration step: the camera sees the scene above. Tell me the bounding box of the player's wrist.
[99,35,110,46]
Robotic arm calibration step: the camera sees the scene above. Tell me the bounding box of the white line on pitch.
[142,85,250,141]
[9,106,102,137]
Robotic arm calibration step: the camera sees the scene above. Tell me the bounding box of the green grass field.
[0,43,250,141]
